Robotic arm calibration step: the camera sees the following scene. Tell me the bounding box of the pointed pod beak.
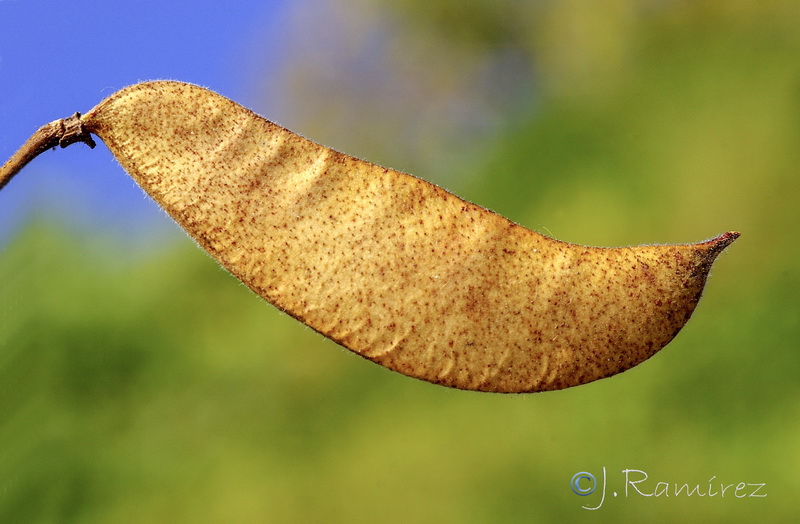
[703,231,740,260]
[691,231,740,277]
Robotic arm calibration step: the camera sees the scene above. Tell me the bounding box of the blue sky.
[0,1,292,246]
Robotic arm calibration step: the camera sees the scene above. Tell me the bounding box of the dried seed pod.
[0,81,738,392]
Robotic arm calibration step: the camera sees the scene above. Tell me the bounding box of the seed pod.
[0,81,738,392]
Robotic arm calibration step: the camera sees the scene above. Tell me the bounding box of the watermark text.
[570,467,766,510]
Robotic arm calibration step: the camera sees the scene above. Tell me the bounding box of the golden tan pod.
[0,81,738,393]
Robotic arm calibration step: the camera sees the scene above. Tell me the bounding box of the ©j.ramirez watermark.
[570,467,767,510]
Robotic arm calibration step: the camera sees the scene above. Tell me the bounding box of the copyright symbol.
[571,472,596,496]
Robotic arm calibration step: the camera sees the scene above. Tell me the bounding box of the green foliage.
[2,1,799,522]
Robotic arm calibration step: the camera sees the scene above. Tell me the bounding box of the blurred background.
[1,0,798,521]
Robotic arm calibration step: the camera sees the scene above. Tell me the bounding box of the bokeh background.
[1,0,798,521]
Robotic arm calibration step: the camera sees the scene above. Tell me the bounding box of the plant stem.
[0,113,96,191]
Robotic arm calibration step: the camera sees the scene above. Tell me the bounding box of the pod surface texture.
[7,81,738,393]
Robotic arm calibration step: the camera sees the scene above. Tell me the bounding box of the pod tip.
[708,230,740,253]
[694,231,740,270]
